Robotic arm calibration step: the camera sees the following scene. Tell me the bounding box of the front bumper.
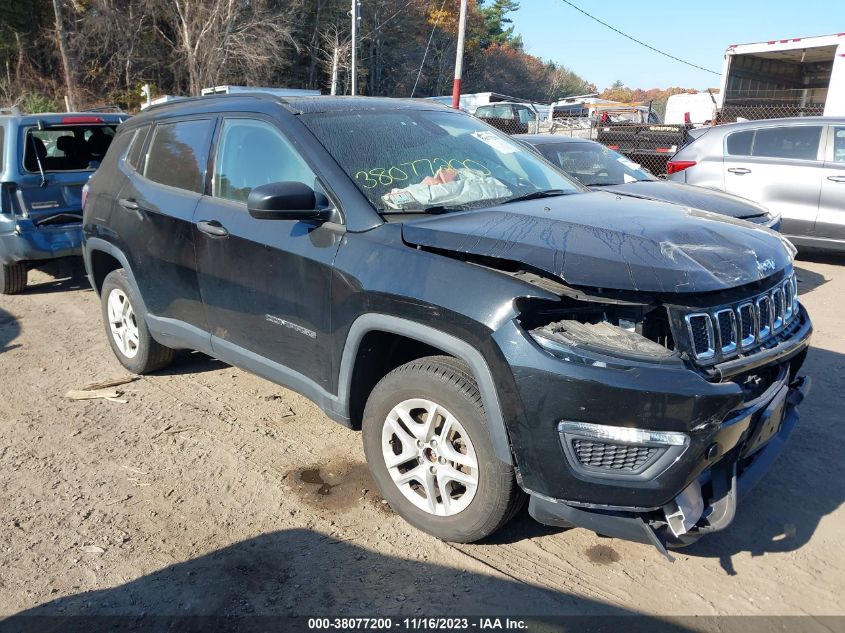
[493,298,811,551]
[498,303,811,508]
[527,373,809,554]
[0,220,82,264]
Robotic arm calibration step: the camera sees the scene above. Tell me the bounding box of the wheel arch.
[338,314,513,464]
[84,238,148,314]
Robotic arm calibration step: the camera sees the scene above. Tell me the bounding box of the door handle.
[727,168,752,175]
[118,198,140,210]
[197,220,229,237]
[827,175,845,183]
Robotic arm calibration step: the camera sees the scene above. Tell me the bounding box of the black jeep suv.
[83,95,811,554]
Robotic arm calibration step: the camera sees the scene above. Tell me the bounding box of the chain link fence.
[480,97,828,178]
[480,113,685,177]
[718,102,825,122]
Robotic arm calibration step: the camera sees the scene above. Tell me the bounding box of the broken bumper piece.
[527,374,810,559]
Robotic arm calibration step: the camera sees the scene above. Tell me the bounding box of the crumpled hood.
[593,180,769,220]
[401,192,793,294]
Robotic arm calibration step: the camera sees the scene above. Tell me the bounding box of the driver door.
[193,116,343,390]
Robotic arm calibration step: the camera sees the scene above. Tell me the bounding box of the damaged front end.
[489,266,811,559]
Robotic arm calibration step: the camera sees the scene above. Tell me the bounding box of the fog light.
[558,421,689,480]
[557,421,688,446]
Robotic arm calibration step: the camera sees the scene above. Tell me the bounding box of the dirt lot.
[1,255,844,623]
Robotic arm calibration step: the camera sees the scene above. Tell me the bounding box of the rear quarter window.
[125,125,150,172]
[144,119,213,193]
[726,130,753,156]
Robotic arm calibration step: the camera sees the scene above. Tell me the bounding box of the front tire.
[0,262,28,295]
[100,269,174,374]
[363,356,523,543]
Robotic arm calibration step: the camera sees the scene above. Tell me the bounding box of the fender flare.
[84,238,148,314]
[337,314,513,464]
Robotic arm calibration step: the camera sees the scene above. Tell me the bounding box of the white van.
[664,92,722,126]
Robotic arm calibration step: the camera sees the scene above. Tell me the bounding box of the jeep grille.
[678,274,799,364]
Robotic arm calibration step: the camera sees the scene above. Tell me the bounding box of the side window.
[476,105,514,120]
[0,125,5,173]
[212,118,316,204]
[144,119,213,193]
[751,126,822,161]
[516,107,535,124]
[833,127,845,163]
[726,130,753,156]
[125,125,150,172]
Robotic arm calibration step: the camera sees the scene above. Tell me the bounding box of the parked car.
[474,102,539,134]
[667,117,845,251]
[84,94,810,554]
[0,107,126,294]
[518,135,780,229]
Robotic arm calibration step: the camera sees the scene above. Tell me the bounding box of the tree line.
[0,0,599,112]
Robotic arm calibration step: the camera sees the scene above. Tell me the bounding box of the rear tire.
[362,355,523,543]
[0,263,28,295]
[100,268,174,374]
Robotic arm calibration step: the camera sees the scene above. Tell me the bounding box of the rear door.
[816,124,845,241]
[112,117,214,330]
[722,124,825,237]
[193,115,342,389]
[18,121,119,227]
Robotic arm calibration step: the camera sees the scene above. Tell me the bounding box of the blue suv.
[0,107,126,293]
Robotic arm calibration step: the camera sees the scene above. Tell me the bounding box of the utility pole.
[451,0,468,109]
[330,46,340,96]
[350,0,360,95]
[51,0,76,111]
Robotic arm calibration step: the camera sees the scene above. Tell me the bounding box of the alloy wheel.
[381,398,479,516]
[107,288,140,359]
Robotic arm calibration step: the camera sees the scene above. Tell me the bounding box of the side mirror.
[247,182,331,222]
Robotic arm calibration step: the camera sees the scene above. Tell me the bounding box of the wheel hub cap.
[107,288,140,359]
[382,398,479,517]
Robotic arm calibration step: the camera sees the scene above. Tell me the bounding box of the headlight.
[530,318,679,365]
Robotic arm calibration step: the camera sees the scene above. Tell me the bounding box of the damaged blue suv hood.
[400,192,793,294]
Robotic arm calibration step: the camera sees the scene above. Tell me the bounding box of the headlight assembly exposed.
[530,319,679,364]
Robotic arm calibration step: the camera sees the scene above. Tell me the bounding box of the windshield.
[535,142,655,187]
[302,109,583,212]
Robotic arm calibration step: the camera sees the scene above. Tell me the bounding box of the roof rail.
[82,104,126,113]
[141,92,287,114]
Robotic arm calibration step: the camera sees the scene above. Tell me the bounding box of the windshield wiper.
[380,205,464,215]
[502,189,571,204]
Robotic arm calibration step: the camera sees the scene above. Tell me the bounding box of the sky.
[511,0,845,91]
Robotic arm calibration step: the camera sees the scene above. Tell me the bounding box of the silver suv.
[667,117,845,252]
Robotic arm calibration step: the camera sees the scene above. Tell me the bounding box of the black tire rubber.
[100,268,174,374]
[362,355,524,543]
[0,262,28,295]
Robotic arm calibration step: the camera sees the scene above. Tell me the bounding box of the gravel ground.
[0,255,843,622]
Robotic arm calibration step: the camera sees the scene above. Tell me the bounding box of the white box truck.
[718,33,845,121]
